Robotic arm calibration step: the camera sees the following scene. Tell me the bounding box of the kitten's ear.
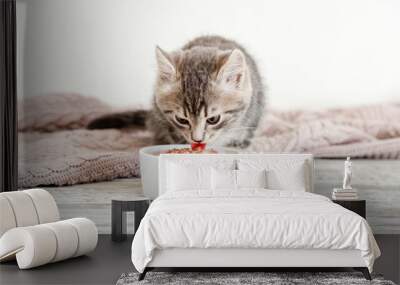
[155,46,176,81]
[217,49,246,90]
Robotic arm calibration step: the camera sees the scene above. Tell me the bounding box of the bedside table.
[111,197,151,242]
[332,200,366,218]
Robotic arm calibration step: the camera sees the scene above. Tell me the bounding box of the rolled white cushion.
[23,189,60,224]
[42,221,79,262]
[0,189,60,238]
[0,218,98,269]
[0,226,57,268]
[65,218,98,257]
[1,192,39,227]
[0,196,17,237]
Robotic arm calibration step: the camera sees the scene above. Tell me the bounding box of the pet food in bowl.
[139,144,235,199]
[164,143,217,154]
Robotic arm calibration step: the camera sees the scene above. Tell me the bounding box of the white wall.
[18,0,400,110]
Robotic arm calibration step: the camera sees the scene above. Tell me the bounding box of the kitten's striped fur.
[88,36,265,148]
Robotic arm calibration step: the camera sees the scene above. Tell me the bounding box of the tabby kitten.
[88,36,265,148]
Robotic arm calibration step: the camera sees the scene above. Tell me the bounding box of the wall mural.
[17,0,400,189]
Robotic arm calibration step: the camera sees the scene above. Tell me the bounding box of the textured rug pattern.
[116,272,395,285]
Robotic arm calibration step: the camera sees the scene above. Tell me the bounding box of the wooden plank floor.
[44,178,144,234]
[314,159,400,234]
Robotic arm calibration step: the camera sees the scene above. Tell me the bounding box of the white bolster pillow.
[0,218,98,269]
[0,189,60,237]
[0,196,17,237]
[1,191,40,228]
[23,189,60,223]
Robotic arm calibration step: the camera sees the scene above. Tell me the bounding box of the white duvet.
[131,190,380,273]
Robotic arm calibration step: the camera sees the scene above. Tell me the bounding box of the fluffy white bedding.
[131,190,380,273]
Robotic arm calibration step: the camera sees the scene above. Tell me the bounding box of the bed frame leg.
[354,267,371,280]
[138,268,148,281]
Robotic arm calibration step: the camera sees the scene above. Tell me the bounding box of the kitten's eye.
[207,115,221,125]
[175,115,190,125]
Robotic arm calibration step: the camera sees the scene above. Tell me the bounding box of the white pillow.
[211,168,268,190]
[167,162,212,192]
[266,168,306,191]
[211,168,236,190]
[236,169,268,189]
[237,159,307,191]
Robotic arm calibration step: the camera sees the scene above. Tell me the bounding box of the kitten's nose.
[191,123,205,143]
[191,134,204,143]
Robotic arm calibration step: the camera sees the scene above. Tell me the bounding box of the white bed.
[131,154,380,280]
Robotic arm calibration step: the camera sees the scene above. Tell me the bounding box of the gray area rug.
[116,272,396,285]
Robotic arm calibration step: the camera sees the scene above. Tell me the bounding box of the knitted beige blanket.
[18,94,400,188]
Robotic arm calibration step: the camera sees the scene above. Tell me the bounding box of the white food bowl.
[139,144,237,199]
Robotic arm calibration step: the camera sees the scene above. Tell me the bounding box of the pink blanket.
[18,94,400,188]
[251,104,400,158]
